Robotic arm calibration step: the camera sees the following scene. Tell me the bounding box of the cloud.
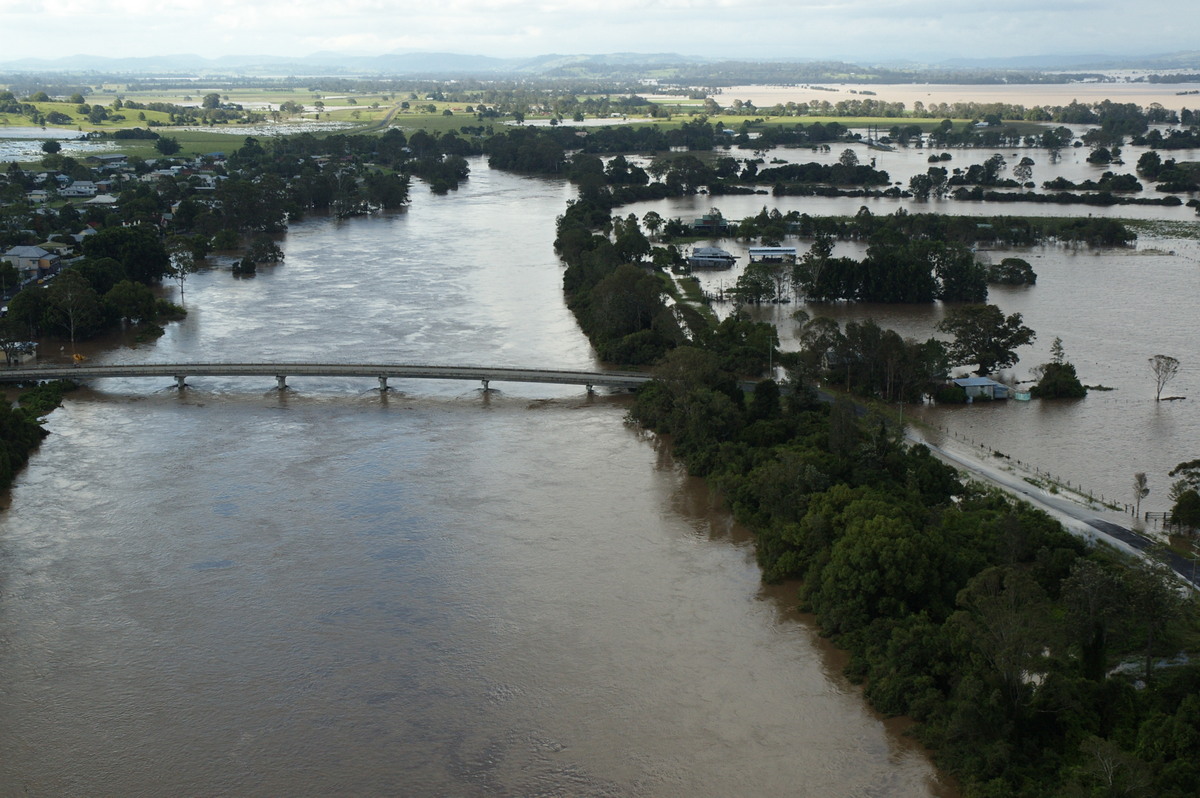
[0,0,1195,61]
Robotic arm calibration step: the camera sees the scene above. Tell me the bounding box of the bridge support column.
[586,383,594,395]
[175,375,186,390]
[276,375,287,390]
[378,375,388,393]
[481,378,490,392]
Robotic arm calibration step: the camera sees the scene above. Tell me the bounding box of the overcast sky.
[1,0,1195,63]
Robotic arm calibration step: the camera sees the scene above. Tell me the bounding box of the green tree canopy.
[1032,341,1086,399]
[937,303,1035,376]
[154,136,181,156]
[104,279,158,323]
[82,225,170,284]
[46,269,104,344]
[987,257,1037,286]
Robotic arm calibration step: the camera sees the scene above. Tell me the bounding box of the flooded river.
[0,163,953,795]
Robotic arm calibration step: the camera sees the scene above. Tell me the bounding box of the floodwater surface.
[624,140,1200,514]
[0,163,954,796]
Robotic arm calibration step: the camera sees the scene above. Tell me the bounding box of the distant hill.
[937,51,1200,71]
[0,51,509,76]
[1,51,1198,82]
[0,51,702,77]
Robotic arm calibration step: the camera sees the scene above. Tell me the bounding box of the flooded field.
[714,81,1200,113]
[619,131,1200,518]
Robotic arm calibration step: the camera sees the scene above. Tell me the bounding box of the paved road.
[917,434,1199,591]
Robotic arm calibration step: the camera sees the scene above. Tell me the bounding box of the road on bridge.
[0,362,654,393]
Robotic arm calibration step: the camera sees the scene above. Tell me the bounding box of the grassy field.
[0,84,409,133]
[0,89,490,141]
[0,82,1068,162]
[0,99,177,130]
[3,80,1046,137]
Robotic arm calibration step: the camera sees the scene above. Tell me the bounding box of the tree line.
[723,206,1136,249]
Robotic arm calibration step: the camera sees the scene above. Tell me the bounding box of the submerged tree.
[104,279,157,324]
[44,270,103,353]
[1133,472,1150,518]
[986,257,1037,286]
[1012,156,1034,185]
[1031,337,1086,399]
[166,236,198,306]
[937,304,1035,376]
[1149,354,1180,401]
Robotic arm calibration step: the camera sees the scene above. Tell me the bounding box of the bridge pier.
[378,375,388,393]
[175,375,186,390]
[481,378,490,392]
[586,383,593,394]
[276,375,287,390]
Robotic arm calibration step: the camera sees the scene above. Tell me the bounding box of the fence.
[922,422,1134,514]
[1143,511,1192,534]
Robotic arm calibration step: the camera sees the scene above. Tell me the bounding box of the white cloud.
[0,0,1195,61]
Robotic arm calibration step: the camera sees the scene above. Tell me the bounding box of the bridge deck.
[0,363,653,391]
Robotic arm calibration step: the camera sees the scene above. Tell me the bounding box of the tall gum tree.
[936,303,1035,376]
[1149,354,1180,401]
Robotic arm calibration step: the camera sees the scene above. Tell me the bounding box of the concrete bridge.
[0,362,653,394]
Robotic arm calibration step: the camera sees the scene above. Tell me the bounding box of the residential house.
[86,153,128,167]
[748,246,798,265]
[951,376,1011,401]
[691,212,731,235]
[60,180,99,198]
[192,173,223,191]
[1,245,62,282]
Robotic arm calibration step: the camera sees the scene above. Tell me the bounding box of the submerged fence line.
[922,422,1140,516]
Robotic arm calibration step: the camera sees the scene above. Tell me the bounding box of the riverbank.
[0,380,75,495]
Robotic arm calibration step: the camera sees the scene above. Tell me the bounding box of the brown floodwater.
[707,82,1200,114]
[0,163,955,795]
[633,139,1200,520]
